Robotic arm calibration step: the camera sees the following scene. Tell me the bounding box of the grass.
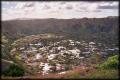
[64,68,119,79]
[86,69,119,79]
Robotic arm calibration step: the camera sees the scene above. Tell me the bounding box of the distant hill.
[2,16,118,45]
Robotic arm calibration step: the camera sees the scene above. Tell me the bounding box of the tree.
[2,64,25,77]
[97,55,119,69]
[1,35,35,75]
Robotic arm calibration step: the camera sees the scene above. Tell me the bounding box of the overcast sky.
[2,1,119,20]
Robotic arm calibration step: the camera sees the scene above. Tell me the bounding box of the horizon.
[2,1,119,21]
[2,16,118,21]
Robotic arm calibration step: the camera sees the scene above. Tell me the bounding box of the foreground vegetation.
[69,55,119,79]
[2,64,25,77]
[2,55,119,79]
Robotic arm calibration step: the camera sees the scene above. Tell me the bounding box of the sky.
[2,1,119,21]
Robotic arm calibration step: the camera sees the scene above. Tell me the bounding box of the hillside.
[1,16,119,79]
[2,17,118,45]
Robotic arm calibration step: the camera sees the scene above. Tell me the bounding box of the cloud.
[59,2,66,5]
[97,5,118,9]
[15,3,26,9]
[75,2,118,12]
[23,2,35,7]
[92,9,101,12]
[75,2,98,12]
[58,7,62,9]
[2,2,17,9]
[66,4,73,10]
[97,2,118,9]
[1,1,119,20]
[42,4,51,10]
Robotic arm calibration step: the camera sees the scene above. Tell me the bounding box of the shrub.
[97,55,119,69]
[2,64,25,77]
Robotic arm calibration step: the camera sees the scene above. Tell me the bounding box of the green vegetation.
[97,55,119,69]
[1,35,12,60]
[68,55,119,79]
[87,55,119,79]
[87,69,118,79]
[2,64,25,77]
[67,69,118,79]
[1,35,8,44]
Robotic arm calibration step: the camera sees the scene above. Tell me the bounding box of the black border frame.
[0,0,119,80]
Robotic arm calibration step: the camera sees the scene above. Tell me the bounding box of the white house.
[76,41,81,44]
[29,43,33,46]
[91,47,99,52]
[56,64,62,71]
[58,71,66,74]
[48,54,58,60]
[69,40,73,42]
[89,42,95,45]
[60,50,71,56]
[79,57,84,59]
[35,42,43,46]
[42,63,52,75]
[19,47,25,50]
[36,53,42,60]
[69,43,75,46]
[82,51,91,54]
[49,49,54,53]
[57,46,66,50]
[68,49,81,58]
[39,62,45,67]
[89,42,96,48]
[107,48,115,51]
[11,48,16,52]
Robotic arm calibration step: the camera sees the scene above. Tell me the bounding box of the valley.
[7,33,119,76]
[1,17,119,79]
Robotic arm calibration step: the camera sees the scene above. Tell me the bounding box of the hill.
[2,17,118,46]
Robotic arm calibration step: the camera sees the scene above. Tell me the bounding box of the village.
[10,36,119,75]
